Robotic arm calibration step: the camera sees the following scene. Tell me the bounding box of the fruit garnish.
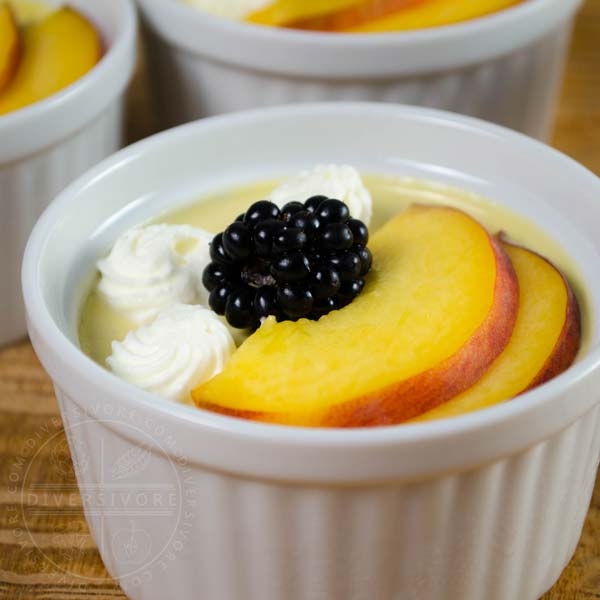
[288,0,420,31]
[203,196,372,329]
[0,7,102,116]
[413,241,581,422]
[247,0,522,31]
[0,3,20,94]
[345,0,522,33]
[247,0,363,26]
[194,206,519,427]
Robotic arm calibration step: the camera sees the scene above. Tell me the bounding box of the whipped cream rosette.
[270,165,372,226]
[107,304,235,403]
[97,224,212,326]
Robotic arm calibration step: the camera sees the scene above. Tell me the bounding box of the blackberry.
[225,287,255,329]
[202,263,236,292]
[338,279,365,303]
[281,201,306,221]
[209,284,232,315]
[348,218,369,246]
[209,232,234,265]
[304,195,328,213]
[278,285,313,319]
[320,223,354,253]
[223,222,253,261]
[244,200,280,227]
[312,296,338,317]
[355,245,372,276]
[271,251,311,283]
[290,211,320,238]
[327,252,362,281]
[310,265,341,299]
[254,219,284,257]
[272,227,307,254]
[316,199,350,224]
[203,197,372,329]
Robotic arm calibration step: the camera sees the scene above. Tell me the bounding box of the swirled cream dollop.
[107,304,235,403]
[270,164,373,225]
[179,0,271,19]
[97,224,212,326]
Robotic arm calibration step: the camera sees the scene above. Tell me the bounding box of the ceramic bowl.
[0,0,137,346]
[137,0,580,139]
[23,103,600,600]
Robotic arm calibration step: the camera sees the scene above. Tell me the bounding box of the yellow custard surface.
[79,174,589,371]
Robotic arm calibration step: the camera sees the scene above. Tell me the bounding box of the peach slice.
[290,0,424,32]
[0,7,102,117]
[246,0,364,27]
[0,3,20,94]
[412,242,581,423]
[193,206,519,427]
[346,0,522,33]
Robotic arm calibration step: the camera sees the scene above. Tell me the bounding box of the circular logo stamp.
[8,401,198,595]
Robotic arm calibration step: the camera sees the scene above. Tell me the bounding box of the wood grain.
[1,1,599,598]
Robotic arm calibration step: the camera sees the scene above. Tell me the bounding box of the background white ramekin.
[23,104,600,600]
[0,0,137,347]
[137,0,581,139]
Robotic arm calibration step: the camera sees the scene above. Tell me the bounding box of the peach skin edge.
[291,0,424,31]
[523,252,582,392]
[194,232,519,428]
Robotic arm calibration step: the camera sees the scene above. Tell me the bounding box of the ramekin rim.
[22,102,600,448]
[0,0,137,133]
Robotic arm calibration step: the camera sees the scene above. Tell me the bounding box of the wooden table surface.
[1,2,600,599]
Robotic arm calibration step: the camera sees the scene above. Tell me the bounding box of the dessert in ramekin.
[137,0,580,139]
[79,165,583,428]
[1,1,102,116]
[23,104,600,600]
[0,0,136,346]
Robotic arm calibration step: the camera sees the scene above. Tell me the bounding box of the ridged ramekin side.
[143,22,571,140]
[0,102,123,347]
[55,385,600,600]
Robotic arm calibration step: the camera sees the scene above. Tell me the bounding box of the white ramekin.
[23,104,600,600]
[0,0,137,347]
[137,0,580,139]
